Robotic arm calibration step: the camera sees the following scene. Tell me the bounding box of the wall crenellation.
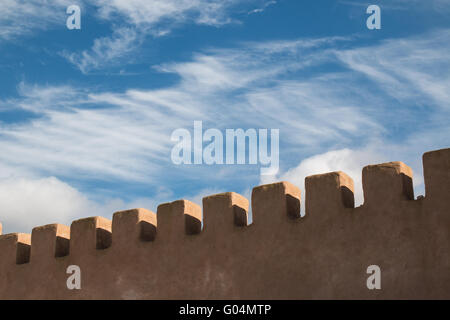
[0,148,449,299]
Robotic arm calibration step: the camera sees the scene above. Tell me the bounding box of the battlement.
[0,148,449,299]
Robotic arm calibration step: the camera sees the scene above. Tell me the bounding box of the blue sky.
[0,0,449,232]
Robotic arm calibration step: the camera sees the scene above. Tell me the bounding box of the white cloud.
[3,31,449,185]
[0,0,76,41]
[0,0,268,72]
[0,83,174,182]
[1,30,449,231]
[248,0,276,15]
[64,0,263,73]
[268,147,385,210]
[0,176,97,233]
[1,36,362,183]
[62,27,140,74]
[268,142,428,216]
[336,30,450,110]
[93,0,242,27]
[0,0,246,43]
[0,175,177,234]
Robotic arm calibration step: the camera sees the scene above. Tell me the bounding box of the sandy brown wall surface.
[0,148,448,299]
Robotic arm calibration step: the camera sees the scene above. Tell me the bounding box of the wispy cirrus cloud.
[336,29,450,109]
[93,0,244,27]
[0,0,273,72]
[264,29,450,211]
[64,0,269,73]
[0,35,374,201]
[248,0,276,15]
[3,30,449,183]
[61,27,140,74]
[1,29,449,232]
[0,0,77,41]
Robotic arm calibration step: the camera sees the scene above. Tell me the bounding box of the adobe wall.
[0,148,448,299]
